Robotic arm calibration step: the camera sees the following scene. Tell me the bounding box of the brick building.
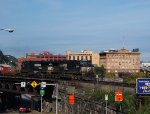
[18,51,66,65]
[99,48,140,73]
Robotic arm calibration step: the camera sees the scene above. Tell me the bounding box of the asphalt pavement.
[0,110,54,114]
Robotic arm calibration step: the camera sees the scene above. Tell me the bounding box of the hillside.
[0,50,17,66]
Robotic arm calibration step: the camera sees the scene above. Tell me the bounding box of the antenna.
[122,36,125,49]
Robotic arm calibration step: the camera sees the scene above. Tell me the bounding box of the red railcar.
[0,64,16,76]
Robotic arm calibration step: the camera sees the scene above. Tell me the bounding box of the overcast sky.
[0,0,150,61]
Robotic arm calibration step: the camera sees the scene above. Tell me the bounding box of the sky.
[0,0,150,61]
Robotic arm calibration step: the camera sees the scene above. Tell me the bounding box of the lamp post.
[0,28,14,33]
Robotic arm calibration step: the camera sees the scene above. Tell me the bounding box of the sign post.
[136,78,150,112]
[15,82,26,87]
[115,91,123,113]
[15,81,58,114]
[40,82,58,114]
[115,91,123,102]
[96,75,99,86]
[105,94,108,114]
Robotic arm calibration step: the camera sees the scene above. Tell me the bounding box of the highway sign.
[41,82,46,88]
[136,78,150,94]
[31,81,38,88]
[105,94,108,101]
[40,88,45,96]
[21,82,26,87]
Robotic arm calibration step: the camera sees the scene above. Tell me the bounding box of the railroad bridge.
[0,75,58,112]
[0,76,56,100]
[0,76,57,104]
[0,75,133,113]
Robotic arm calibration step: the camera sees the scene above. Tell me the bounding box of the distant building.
[66,50,100,66]
[141,61,150,68]
[18,51,66,65]
[99,48,140,73]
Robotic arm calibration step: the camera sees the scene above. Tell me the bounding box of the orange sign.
[115,95,123,102]
[69,95,74,105]
[115,91,122,95]
[115,91,123,102]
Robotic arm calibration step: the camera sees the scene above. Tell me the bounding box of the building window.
[90,56,92,60]
[81,56,83,60]
[86,56,88,60]
[69,56,71,60]
[73,56,75,60]
[77,56,79,60]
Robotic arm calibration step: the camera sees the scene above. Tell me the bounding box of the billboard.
[136,78,150,94]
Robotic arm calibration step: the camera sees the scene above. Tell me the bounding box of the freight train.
[0,64,16,76]
[20,60,95,80]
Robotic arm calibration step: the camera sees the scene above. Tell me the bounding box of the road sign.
[21,82,26,87]
[96,75,99,79]
[136,78,150,94]
[115,95,123,102]
[40,88,45,96]
[115,91,123,102]
[105,94,108,101]
[41,82,46,88]
[69,95,74,105]
[115,91,122,96]
[31,81,38,88]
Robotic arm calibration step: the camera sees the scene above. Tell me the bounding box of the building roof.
[100,48,140,54]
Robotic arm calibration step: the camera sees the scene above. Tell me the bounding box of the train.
[20,60,95,80]
[0,64,16,76]
[0,60,132,86]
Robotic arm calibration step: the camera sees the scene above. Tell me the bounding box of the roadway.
[2,110,54,114]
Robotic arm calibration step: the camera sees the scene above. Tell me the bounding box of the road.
[1,110,54,114]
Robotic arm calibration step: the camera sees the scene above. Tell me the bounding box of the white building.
[141,61,150,67]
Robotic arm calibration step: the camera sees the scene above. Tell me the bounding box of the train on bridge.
[0,60,135,89]
[21,60,94,80]
[0,60,95,80]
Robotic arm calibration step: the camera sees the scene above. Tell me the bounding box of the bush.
[90,90,136,113]
[105,73,115,78]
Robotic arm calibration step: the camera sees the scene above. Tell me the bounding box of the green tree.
[105,73,116,78]
[94,65,105,80]
[123,73,145,84]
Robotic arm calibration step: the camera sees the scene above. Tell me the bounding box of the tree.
[94,65,105,80]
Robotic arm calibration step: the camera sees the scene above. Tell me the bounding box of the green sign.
[40,88,45,96]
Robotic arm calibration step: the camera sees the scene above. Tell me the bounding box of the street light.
[0,28,14,33]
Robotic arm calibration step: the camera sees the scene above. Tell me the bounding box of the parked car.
[19,106,31,113]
